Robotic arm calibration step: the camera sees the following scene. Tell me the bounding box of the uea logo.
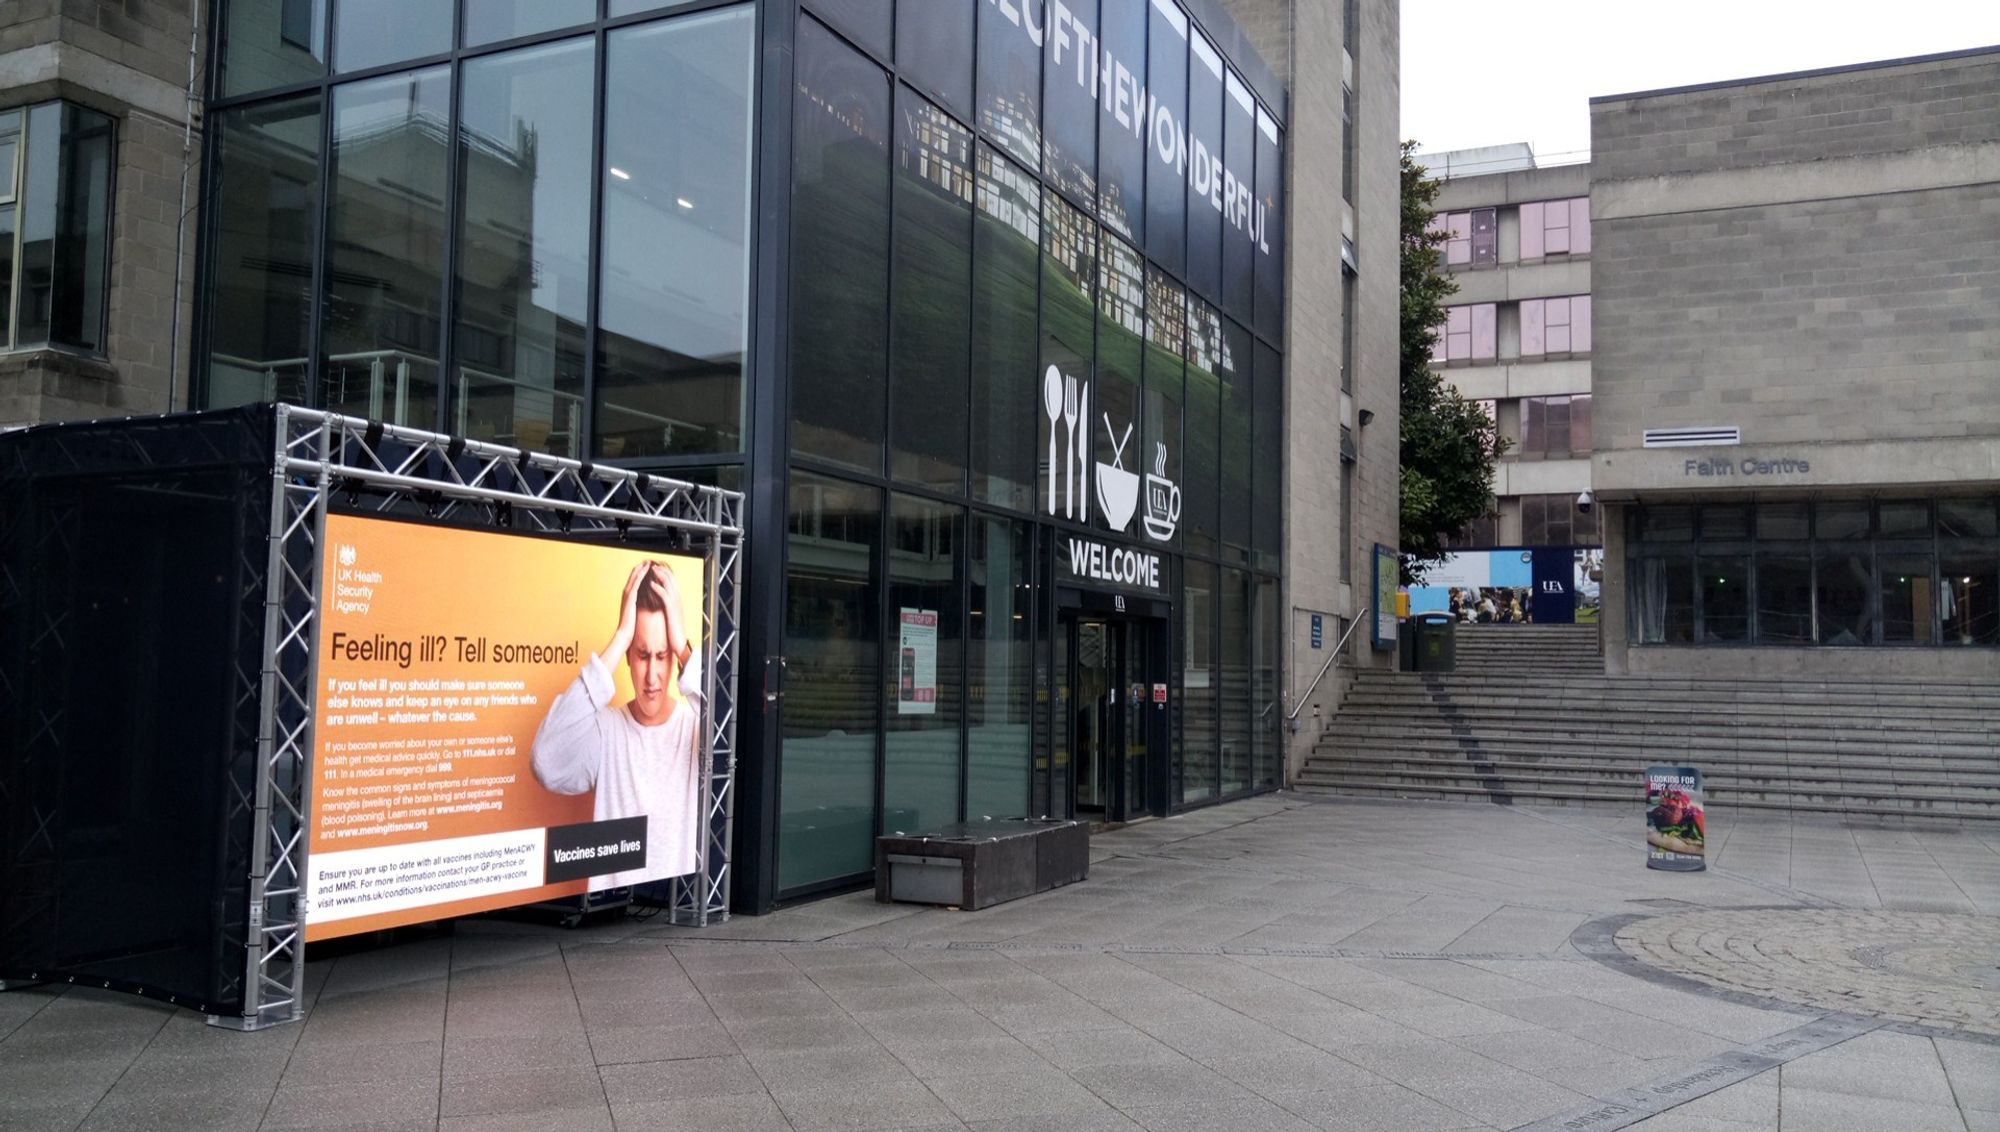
[338,544,357,567]
[1540,580,1565,594]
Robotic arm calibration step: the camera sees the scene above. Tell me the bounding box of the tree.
[1398,141,1506,583]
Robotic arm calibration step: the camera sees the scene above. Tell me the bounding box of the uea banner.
[304,513,707,941]
[1645,765,1706,872]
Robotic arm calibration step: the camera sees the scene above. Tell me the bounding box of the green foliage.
[1398,142,1506,583]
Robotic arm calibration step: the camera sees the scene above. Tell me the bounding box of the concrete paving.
[3,795,1997,1131]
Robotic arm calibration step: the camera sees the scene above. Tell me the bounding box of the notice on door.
[898,609,938,715]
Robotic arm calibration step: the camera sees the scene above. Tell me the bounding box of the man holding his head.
[532,560,703,889]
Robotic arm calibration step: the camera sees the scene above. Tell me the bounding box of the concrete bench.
[874,819,1089,910]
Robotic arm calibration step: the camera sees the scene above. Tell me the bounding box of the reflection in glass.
[1220,566,1251,794]
[1142,266,1185,550]
[1759,502,1810,540]
[791,18,891,471]
[464,0,595,47]
[1755,555,1813,644]
[1182,562,1217,803]
[1939,499,1998,539]
[1253,341,1282,572]
[1817,502,1870,540]
[1095,234,1144,536]
[968,517,1032,818]
[203,96,321,409]
[890,90,973,491]
[1254,109,1284,341]
[897,1,972,121]
[971,145,1039,511]
[1252,577,1280,788]
[0,111,18,345]
[1633,554,1693,644]
[16,103,113,352]
[1941,550,2000,645]
[1219,319,1253,559]
[333,0,450,73]
[453,39,594,456]
[976,0,1041,171]
[806,0,892,59]
[1040,192,1095,520]
[321,68,450,427]
[1221,71,1256,322]
[781,473,881,892]
[596,9,756,458]
[1879,554,1934,643]
[1185,32,1223,299]
[1145,0,1188,275]
[222,0,327,96]
[1815,546,1871,645]
[1096,0,1145,244]
[1698,556,1749,642]
[1183,300,1221,555]
[886,495,963,834]
[1042,0,1098,206]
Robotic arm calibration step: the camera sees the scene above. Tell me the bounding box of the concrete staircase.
[1452,623,1604,675]
[1297,660,2000,821]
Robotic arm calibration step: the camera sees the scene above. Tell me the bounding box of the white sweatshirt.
[530,651,705,890]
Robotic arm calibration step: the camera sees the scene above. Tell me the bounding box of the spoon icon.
[1043,365,1063,513]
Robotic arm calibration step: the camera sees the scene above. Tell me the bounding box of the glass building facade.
[197,0,1290,909]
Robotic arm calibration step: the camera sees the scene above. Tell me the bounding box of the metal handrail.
[1286,614,1366,723]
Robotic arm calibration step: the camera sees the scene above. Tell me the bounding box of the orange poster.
[304,513,707,941]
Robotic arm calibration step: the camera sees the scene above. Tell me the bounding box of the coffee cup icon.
[1142,443,1179,540]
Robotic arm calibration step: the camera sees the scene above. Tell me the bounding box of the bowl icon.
[1096,462,1140,532]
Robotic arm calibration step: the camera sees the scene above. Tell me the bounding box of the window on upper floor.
[0,102,115,355]
[1520,197,1590,259]
[1433,207,1496,268]
[1517,394,1592,459]
[1520,295,1592,356]
[1429,303,1495,364]
[1522,492,1599,546]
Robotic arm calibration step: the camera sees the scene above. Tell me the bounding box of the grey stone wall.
[0,0,200,426]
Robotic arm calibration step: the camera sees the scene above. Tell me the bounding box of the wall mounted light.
[1358,408,1375,426]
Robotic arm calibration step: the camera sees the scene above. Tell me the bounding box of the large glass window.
[975,0,1041,171]
[222,0,328,96]
[1096,0,1146,245]
[1144,0,1188,276]
[968,517,1032,817]
[804,0,891,59]
[971,145,1039,512]
[1040,191,1095,521]
[464,0,595,47]
[1755,555,1814,644]
[1252,340,1282,572]
[13,102,114,354]
[1220,566,1251,794]
[1042,0,1098,207]
[791,15,891,471]
[453,38,594,456]
[781,473,881,892]
[333,0,451,73]
[1879,553,1935,644]
[1142,266,1185,551]
[320,67,450,427]
[1095,233,1144,537]
[202,96,321,408]
[595,10,756,458]
[1219,319,1252,560]
[1698,556,1750,642]
[1220,71,1255,323]
[890,88,973,492]
[1181,561,1218,803]
[885,495,964,834]
[1520,197,1591,259]
[1253,109,1284,342]
[1520,296,1592,356]
[1252,576,1280,789]
[1183,299,1221,556]
[1184,32,1223,299]
[897,0,972,125]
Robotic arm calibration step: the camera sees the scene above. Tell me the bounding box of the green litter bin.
[1414,612,1457,672]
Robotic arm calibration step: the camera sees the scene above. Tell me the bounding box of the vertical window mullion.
[581,26,608,453]
[437,9,466,436]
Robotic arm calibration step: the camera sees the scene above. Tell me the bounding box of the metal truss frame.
[215,404,743,1030]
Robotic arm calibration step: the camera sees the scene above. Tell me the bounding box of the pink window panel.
[1571,394,1593,452]
[1545,297,1572,353]
[1572,295,1592,352]
[1519,201,1544,259]
[1445,306,1470,359]
[1544,204,1570,255]
[1470,303,1497,359]
[1521,298,1545,356]
[1430,320,1447,363]
[1569,198,1591,255]
[1445,212,1471,265]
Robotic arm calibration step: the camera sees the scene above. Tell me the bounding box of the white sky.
[1401,1,2000,162]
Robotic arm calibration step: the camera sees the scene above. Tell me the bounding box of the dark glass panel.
[1220,70,1255,322]
[968,517,1033,818]
[1144,0,1188,275]
[885,494,964,834]
[1879,500,1931,540]
[1141,265,1185,551]
[222,0,328,96]
[1094,232,1144,537]
[972,145,1039,512]
[804,0,892,58]
[781,473,881,891]
[17,103,113,352]
[1632,553,1693,644]
[1040,191,1095,523]
[1941,550,2000,645]
[596,9,756,459]
[1096,0,1145,244]
[896,0,973,121]
[976,0,1043,171]
[1220,566,1251,794]
[333,0,450,73]
[1698,555,1749,642]
[464,0,595,47]
[1041,0,1097,206]
[0,111,21,346]
[454,38,594,457]
[889,88,973,492]
[1879,553,1935,644]
[1816,501,1871,540]
[1184,30,1222,299]
[790,17,891,471]
[1755,555,1813,644]
[202,95,321,409]
[1253,109,1284,342]
[1815,545,1872,645]
[1219,318,1252,559]
[1700,504,1750,541]
[1252,576,1280,788]
[1252,340,1282,571]
[320,67,451,428]
[1757,502,1810,540]
[1182,299,1221,555]
[1181,561,1217,802]
[1639,505,1693,542]
[1939,499,1999,539]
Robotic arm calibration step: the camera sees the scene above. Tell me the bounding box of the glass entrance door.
[1065,615,1161,823]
